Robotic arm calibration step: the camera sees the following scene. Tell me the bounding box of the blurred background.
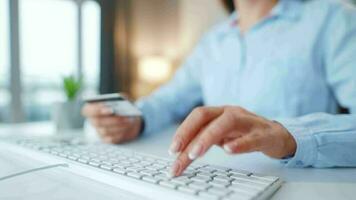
[0,0,355,124]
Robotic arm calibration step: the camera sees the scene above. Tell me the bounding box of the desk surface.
[0,122,355,200]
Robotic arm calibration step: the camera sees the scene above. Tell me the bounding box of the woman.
[82,0,356,177]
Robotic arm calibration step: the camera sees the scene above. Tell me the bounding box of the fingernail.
[223,144,233,154]
[169,162,180,178]
[188,143,203,160]
[101,107,113,115]
[168,141,181,156]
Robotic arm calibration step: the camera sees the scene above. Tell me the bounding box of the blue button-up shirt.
[137,0,356,168]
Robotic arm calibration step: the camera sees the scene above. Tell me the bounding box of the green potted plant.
[51,75,84,131]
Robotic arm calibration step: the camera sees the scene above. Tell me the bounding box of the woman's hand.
[168,106,296,177]
[82,103,142,144]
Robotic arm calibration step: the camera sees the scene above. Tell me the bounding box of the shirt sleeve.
[276,6,356,168]
[135,37,210,135]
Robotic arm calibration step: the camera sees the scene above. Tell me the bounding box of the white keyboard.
[2,138,282,200]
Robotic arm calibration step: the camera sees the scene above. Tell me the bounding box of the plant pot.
[51,101,84,132]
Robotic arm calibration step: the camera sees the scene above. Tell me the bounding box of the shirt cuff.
[275,118,318,168]
[135,99,154,136]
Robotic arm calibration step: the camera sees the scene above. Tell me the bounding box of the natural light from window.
[0,0,9,81]
[82,0,101,96]
[0,0,100,121]
[0,0,10,122]
[20,0,77,84]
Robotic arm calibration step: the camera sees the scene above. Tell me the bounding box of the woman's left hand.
[168,106,297,177]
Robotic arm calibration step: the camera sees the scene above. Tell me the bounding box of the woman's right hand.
[82,103,143,144]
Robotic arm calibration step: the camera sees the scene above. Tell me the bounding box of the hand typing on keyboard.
[168,106,297,177]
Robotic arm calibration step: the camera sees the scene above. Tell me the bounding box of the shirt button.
[296,160,304,166]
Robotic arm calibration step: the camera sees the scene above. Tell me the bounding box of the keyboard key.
[191,176,211,183]
[142,176,159,184]
[143,157,156,162]
[154,173,171,181]
[126,166,144,172]
[214,169,230,175]
[229,169,252,176]
[145,166,161,171]
[198,167,215,173]
[91,158,102,163]
[159,181,178,189]
[151,163,166,170]
[188,181,211,190]
[209,179,230,188]
[229,182,264,193]
[113,163,131,169]
[139,161,151,166]
[232,177,271,187]
[127,172,142,179]
[68,155,79,160]
[140,169,159,176]
[198,191,220,200]
[158,168,170,174]
[196,172,213,178]
[128,158,140,163]
[204,165,230,173]
[177,186,198,195]
[156,159,169,165]
[80,155,91,160]
[113,168,126,175]
[119,160,132,165]
[71,153,81,158]
[89,161,101,167]
[250,174,279,182]
[213,175,231,182]
[58,152,68,158]
[170,177,192,185]
[78,158,89,164]
[100,164,113,171]
[208,187,232,196]
[101,161,114,165]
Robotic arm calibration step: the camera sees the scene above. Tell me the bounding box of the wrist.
[272,121,297,158]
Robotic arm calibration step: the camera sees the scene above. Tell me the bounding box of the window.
[4,0,101,122]
[0,0,10,122]
[82,1,101,96]
[20,0,78,120]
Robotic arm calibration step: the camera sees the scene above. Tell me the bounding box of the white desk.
[0,122,355,200]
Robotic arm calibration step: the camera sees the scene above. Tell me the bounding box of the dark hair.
[220,0,235,13]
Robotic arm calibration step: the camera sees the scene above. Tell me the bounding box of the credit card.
[83,93,142,117]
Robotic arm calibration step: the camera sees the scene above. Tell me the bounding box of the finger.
[186,111,237,160]
[82,103,114,117]
[169,150,193,177]
[104,132,126,144]
[90,116,129,128]
[169,107,223,155]
[97,126,126,138]
[223,132,264,154]
[170,129,205,177]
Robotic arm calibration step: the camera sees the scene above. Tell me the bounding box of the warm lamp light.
[138,56,172,83]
